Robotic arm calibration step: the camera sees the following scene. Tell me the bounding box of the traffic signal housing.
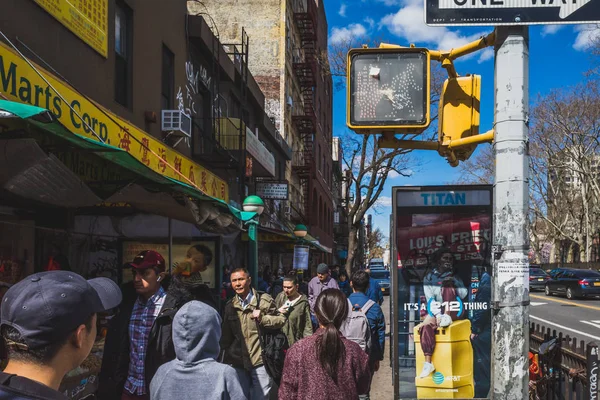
[438,75,481,166]
[347,47,431,134]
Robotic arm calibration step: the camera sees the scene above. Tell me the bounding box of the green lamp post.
[243,195,265,285]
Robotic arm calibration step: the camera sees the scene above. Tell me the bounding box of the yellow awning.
[0,41,229,202]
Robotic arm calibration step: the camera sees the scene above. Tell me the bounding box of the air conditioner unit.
[161,110,191,138]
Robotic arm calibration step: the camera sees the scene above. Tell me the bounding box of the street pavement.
[530,292,600,342]
[371,296,394,400]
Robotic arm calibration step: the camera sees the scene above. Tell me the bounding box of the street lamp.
[293,223,309,273]
[243,195,265,285]
[293,224,308,241]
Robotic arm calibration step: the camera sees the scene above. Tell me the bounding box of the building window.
[161,45,175,110]
[115,1,132,107]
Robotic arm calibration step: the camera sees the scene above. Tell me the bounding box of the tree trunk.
[345,225,359,274]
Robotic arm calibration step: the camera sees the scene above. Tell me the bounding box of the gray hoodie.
[150,301,247,400]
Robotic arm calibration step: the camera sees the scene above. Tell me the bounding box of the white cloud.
[541,25,563,37]
[338,3,347,17]
[380,0,493,63]
[361,0,402,5]
[364,17,375,30]
[329,23,368,45]
[374,196,393,207]
[573,24,600,51]
[477,48,494,64]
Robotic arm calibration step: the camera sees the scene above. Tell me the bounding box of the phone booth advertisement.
[391,185,493,399]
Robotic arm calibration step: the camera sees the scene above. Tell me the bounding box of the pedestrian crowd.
[0,250,386,400]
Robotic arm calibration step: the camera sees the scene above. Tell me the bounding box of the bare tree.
[457,81,600,263]
[342,133,415,271]
[367,227,386,259]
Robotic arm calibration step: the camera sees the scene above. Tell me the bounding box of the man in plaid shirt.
[124,280,166,396]
[99,251,169,400]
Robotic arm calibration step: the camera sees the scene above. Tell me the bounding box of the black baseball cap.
[1,271,122,350]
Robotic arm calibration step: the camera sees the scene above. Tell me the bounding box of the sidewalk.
[371,297,394,399]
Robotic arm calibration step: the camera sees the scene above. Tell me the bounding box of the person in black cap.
[0,271,122,399]
[98,250,215,400]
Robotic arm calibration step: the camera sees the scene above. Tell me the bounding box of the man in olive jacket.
[221,268,285,399]
[275,274,313,346]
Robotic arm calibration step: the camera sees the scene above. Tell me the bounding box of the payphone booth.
[391,185,493,399]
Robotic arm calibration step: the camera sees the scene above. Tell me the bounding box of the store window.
[115,1,132,107]
[161,45,175,110]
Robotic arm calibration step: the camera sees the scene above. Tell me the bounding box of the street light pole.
[491,26,530,399]
[243,195,265,287]
[248,218,259,285]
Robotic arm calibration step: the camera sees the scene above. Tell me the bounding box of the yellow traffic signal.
[438,75,481,166]
[347,47,431,134]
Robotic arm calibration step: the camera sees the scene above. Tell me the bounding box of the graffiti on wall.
[177,61,211,148]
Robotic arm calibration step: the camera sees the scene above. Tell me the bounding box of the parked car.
[545,269,600,299]
[369,269,390,295]
[529,267,550,291]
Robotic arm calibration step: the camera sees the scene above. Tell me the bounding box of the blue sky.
[323,0,598,241]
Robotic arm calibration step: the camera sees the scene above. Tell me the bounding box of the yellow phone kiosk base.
[414,319,475,399]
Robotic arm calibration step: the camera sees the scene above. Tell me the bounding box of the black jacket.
[97,276,216,399]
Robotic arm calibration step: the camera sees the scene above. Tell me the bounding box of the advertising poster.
[394,187,492,399]
[293,246,310,270]
[122,240,217,288]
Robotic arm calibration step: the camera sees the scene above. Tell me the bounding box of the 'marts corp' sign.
[0,42,229,202]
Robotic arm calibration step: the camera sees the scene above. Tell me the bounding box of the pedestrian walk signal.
[347,47,431,133]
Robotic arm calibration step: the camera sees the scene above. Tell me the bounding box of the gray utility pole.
[491,26,530,399]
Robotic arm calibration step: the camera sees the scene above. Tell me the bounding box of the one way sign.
[426,0,600,26]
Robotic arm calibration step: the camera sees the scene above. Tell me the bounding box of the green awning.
[0,100,256,224]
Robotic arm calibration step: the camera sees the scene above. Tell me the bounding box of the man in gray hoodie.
[150,301,246,400]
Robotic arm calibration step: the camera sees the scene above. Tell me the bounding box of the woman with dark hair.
[279,289,371,399]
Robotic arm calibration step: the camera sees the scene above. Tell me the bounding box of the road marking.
[593,320,600,324]
[530,294,600,312]
[581,321,600,330]
[530,302,547,306]
[530,315,600,341]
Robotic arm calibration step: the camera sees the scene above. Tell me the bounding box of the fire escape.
[292,0,317,225]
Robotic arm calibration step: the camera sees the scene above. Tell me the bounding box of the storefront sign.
[293,245,309,270]
[256,182,288,200]
[33,0,108,57]
[122,240,217,288]
[55,151,126,182]
[396,190,491,207]
[0,42,229,202]
[246,127,275,177]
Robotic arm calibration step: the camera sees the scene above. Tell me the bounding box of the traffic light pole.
[491,26,530,399]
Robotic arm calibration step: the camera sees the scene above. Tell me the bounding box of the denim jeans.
[236,365,273,399]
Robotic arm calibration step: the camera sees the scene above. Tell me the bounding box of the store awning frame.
[0,100,257,226]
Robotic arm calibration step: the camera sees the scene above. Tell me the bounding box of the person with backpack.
[279,289,371,399]
[0,271,121,400]
[364,268,384,306]
[349,270,386,400]
[275,275,313,345]
[221,268,286,399]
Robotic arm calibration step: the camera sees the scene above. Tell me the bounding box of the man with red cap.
[98,250,179,400]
